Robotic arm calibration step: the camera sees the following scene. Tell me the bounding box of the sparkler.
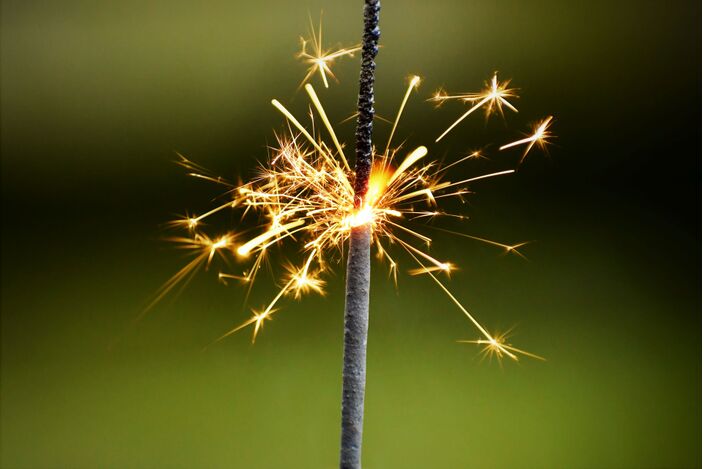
[150,10,555,468]
[155,68,551,363]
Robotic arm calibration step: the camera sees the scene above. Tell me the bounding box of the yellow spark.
[289,250,325,298]
[214,276,296,344]
[436,170,516,195]
[458,330,545,362]
[272,99,328,157]
[141,232,234,318]
[388,146,428,186]
[440,151,488,173]
[384,75,421,155]
[175,153,234,187]
[398,242,521,360]
[434,72,519,142]
[218,272,250,285]
[169,199,239,231]
[428,227,532,260]
[500,116,555,164]
[408,263,454,276]
[237,219,305,256]
[297,15,361,88]
[305,83,350,170]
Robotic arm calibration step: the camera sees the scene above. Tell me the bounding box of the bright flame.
[365,168,391,207]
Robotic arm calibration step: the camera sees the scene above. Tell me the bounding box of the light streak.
[297,15,361,88]
[384,75,421,155]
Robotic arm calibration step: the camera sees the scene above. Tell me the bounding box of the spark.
[399,243,522,360]
[500,116,555,165]
[215,277,295,344]
[142,233,234,317]
[385,75,421,155]
[433,72,519,142]
[305,84,349,169]
[440,151,488,172]
[458,330,546,362]
[218,272,249,285]
[427,227,532,260]
[289,250,325,298]
[159,67,553,361]
[297,15,361,89]
[236,219,305,256]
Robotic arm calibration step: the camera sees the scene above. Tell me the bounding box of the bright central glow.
[345,205,375,228]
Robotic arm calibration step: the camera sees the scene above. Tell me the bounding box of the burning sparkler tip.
[158,63,551,361]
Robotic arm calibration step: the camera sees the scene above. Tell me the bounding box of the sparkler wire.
[340,1,380,467]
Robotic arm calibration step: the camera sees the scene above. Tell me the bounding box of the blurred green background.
[1,0,701,467]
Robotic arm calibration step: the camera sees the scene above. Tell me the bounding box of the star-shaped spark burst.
[297,15,361,89]
[458,329,546,362]
[432,72,519,142]
[500,115,555,165]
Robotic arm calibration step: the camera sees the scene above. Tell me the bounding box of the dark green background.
[2,1,701,467]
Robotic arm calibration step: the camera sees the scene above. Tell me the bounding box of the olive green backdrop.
[1,1,701,467]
